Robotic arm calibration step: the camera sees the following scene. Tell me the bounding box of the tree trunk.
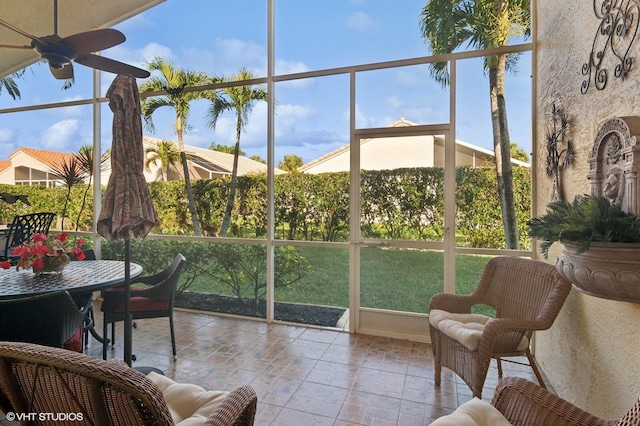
[176,119,202,236]
[489,54,519,249]
[220,122,242,237]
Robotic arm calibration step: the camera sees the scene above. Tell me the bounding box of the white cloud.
[182,47,217,73]
[275,59,310,76]
[350,104,376,128]
[139,42,174,64]
[346,12,375,31]
[0,128,15,144]
[274,103,314,132]
[386,96,403,108]
[215,38,266,74]
[40,119,80,149]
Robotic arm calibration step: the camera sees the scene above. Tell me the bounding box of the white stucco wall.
[535,1,640,418]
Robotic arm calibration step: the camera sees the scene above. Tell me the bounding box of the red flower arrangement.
[0,232,85,272]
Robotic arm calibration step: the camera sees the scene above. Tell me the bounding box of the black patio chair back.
[0,290,90,349]
[0,212,55,262]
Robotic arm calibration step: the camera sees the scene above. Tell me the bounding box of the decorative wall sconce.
[581,0,640,94]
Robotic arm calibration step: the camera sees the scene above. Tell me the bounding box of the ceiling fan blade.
[62,29,126,54]
[50,63,74,80]
[0,18,44,44]
[75,54,150,78]
[0,43,32,49]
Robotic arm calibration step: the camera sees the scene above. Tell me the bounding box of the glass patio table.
[0,260,142,300]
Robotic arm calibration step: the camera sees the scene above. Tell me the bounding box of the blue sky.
[0,0,532,164]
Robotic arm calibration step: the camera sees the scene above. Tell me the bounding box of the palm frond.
[529,195,640,258]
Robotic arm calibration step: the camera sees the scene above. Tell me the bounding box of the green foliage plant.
[101,238,312,312]
[528,194,640,258]
[48,156,87,230]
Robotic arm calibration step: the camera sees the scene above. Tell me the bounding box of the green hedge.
[0,165,531,249]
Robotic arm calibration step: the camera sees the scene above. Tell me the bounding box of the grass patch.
[183,246,493,315]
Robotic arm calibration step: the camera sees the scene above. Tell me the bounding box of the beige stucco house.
[299,118,529,173]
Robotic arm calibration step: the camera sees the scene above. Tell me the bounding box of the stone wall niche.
[558,116,640,304]
[588,116,640,214]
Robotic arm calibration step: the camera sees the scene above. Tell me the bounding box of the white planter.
[555,242,640,303]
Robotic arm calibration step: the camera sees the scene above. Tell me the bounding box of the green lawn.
[185,246,493,314]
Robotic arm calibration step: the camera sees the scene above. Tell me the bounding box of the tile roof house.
[299,118,529,174]
[0,140,283,187]
[0,147,83,187]
[142,136,285,181]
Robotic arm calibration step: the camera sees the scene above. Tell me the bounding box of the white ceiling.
[0,0,165,78]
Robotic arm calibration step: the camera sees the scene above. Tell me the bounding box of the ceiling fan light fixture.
[40,52,72,69]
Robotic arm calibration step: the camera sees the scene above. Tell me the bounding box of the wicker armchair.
[429,257,572,398]
[101,253,186,360]
[431,376,639,425]
[491,377,640,426]
[0,341,257,426]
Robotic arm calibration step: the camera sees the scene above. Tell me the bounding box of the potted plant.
[529,195,640,303]
[0,232,85,274]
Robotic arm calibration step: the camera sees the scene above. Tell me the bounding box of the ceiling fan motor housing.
[31,35,75,68]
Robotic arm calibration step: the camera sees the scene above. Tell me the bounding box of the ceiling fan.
[0,0,150,80]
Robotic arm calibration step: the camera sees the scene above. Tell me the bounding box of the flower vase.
[34,264,65,276]
[34,258,69,276]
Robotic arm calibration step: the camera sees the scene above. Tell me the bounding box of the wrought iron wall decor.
[545,103,574,202]
[581,0,640,94]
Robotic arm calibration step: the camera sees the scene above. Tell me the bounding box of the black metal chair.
[0,290,91,352]
[0,212,56,263]
[101,253,186,360]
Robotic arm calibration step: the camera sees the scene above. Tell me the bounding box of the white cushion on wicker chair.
[429,397,513,426]
[429,309,528,351]
[147,372,229,426]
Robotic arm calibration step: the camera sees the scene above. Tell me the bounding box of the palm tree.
[0,70,25,100]
[49,156,87,230]
[420,0,530,249]
[206,68,268,237]
[145,140,181,181]
[140,56,209,236]
[75,145,107,231]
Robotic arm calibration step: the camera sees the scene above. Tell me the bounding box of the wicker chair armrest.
[483,318,548,336]
[491,377,613,426]
[204,385,257,426]
[477,318,545,355]
[429,293,477,313]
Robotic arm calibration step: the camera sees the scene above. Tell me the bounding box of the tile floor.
[85,305,549,425]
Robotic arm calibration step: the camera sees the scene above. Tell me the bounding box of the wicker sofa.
[0,341,257,425]
[431,377,640,426]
